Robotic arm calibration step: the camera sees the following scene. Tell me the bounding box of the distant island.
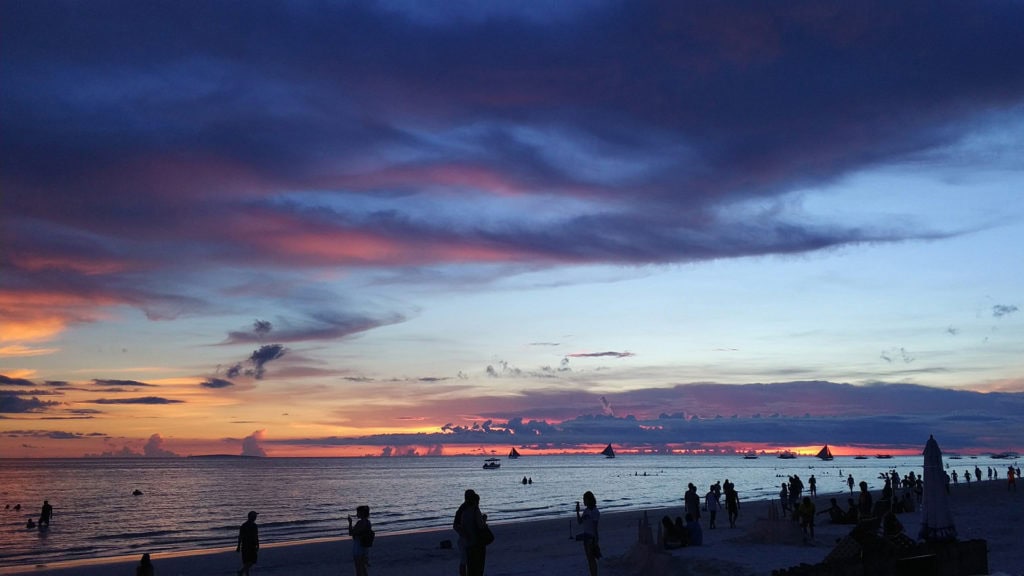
[187,454,264,459]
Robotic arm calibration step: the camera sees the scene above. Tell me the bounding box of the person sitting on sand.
[661,515,686,549]
[844,499,858,524]
[685,512,702,546]
[136,553,154,576]
[819,498,845,524]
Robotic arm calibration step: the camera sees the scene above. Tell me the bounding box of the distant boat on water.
[482,458,501,469]
[854,455,868,460]
[777,450,797,459]
[742,451,759,459]
[991,452,1019,460]
[816,445,834,461]
[875,454,893,459]
[601,444,616,458]
[508,447,520,459]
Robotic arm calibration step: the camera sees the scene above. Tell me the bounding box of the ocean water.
[0,453,1003,569]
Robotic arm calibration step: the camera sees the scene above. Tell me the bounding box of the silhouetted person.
[136,553,154,576]
[684,483,701,522]
[1009,466,1017,492]
[347,505,372,576]
[779,483,790,512]
[704,485,720,529]
[38,500,52,528]
[847,474,855,495]
[857,482,873,520]
[661,515,686,548]
[236,511,259,576]
[453,489,477,576]
[725,485,740,528]
[462,491,491,576]
[808,475,817,498]
[26,518,36,529]
[576,491,600,576]
[798,496,815,540]
[685,512,702,545]
[820,497,845,524]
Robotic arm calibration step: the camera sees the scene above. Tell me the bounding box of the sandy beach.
[2,479,1020,576]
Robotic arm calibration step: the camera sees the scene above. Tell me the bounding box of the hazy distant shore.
[3,479,1020,576]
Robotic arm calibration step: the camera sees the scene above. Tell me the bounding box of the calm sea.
[0,453,1002,569]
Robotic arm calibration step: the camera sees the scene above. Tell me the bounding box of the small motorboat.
[482,458,501,469]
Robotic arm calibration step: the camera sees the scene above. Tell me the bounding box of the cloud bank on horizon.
[1,0,1023,456]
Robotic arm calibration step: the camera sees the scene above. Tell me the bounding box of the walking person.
[576,491,601,576]
[347,505,372,576]
[236,511,259,576]
[704,485,720,529]
[725,484,740,528]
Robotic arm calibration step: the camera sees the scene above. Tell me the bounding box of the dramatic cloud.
[273,382,1024,452]
[4,0,1021,349]
[240,429,267,457]
[143,433,178,457]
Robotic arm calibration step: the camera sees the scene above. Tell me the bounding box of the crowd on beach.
[9,462,1019,576]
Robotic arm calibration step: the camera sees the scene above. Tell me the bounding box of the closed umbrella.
[918,434,957,542]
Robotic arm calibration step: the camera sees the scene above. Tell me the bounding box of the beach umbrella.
[918,434,957,542]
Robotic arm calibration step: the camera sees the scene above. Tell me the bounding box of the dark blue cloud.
[86,397,184,405]
[200,378,234,389]
[0,395,60,413]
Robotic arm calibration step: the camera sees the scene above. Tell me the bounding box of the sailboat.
[816,444,834,461]
[508,447,520,459]
[600,444,616,458]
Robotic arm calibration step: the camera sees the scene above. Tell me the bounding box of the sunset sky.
[2,1,1023,458]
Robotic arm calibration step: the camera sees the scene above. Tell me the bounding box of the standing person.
[38,500,53,528]
[348,505,372,576]
[808,475,817,498]
[462,492,491,576]
[684,483,701,523]
[779,483,790,513]
[857,482,873,521]
[576,491,600,576]
[847,474,855,495]
[704,485,720,529]
[135,553,154,576]
[453,489,477,576]
[236,511,259,576]
[797,496,816,542]
[1008,466,1017,492]
[724,485,740,528]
